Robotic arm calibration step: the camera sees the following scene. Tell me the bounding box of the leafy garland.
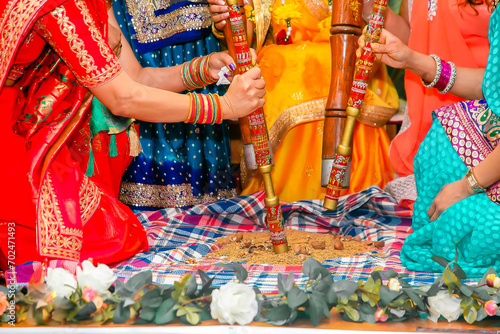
[2,256,500,327]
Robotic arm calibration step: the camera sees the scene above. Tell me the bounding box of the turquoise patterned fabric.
[401,7,500,277]
[114,0,236,210]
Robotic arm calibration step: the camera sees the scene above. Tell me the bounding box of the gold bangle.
[465,167,487,193]
[212,22,225,39]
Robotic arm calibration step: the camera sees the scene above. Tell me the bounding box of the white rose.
[45,268,77,298]
[210,281,258,325]
[427,290,464,322]
[76,260,116,294]
[388,278,401,291]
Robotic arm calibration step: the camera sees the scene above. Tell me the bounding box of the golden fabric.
[241,1,398,202]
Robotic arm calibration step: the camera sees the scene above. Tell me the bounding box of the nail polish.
[229,63,236,71]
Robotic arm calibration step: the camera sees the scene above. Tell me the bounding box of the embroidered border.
[79,176,102,226]
[435,99,500,205]
[37,172,83,261]
[48,2,122,87]
[125,0,212,46]
[119,181,237,208]
[75,0,114,63]
[0,0,49,84]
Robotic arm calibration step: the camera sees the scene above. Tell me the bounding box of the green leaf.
[344,306,360,322]
[74,302,97,321]
[458,283,473,297]
[214,263,248,283]
[141,289,162,308]
[332,280,359,300]
[452,264,467,280]
[404,290,425,311]
[197,270,214,296]
[377,269,398,280]
[427,278,443,296]
[287,286,309,308]
[464,306,477,324]
[154,298,177,324]
[379,285,400,306]
[176,306,187,317]
[186,310,201,325]
[172,274,191,304]
[113,301,131,324]
[139,306,156,322]
[265,304,292,322]
[326,284,338,305]
[185,274,198,298]
[431,256,449,268]
[443,270,460,289]
[52,308,69,323]
[302,258,333,283]
[125,271,153,294]
[278,272,295,294]
[472,286,492,301]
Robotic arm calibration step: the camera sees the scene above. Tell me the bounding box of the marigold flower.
[485,300,498,316]
[273,3,302,26]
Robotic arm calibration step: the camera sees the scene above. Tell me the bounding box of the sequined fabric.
[114,0,236,210]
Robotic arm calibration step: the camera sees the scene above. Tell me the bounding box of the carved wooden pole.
[323,0,389,210]
[321,0,362,189]
[223,0,288,253]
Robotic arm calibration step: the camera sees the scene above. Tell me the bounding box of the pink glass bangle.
[434,60,451,91]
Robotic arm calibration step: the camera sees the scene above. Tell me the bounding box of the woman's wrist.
[406,52,437,83]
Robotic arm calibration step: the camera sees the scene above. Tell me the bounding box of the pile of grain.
[205,229,384,265]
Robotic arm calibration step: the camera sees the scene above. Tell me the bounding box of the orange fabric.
[389,0,490,176]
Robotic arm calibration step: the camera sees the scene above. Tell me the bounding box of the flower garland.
[272,1,302,43]
[2,256,500,327]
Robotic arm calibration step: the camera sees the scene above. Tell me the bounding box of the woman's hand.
[208,0,230,31]
[208,51,235,82]
[222,67,265,119]
[208,49,258,82]
[357,28,413,69]
[427,178,475,222]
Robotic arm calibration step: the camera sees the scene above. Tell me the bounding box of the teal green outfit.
[113,0,237,210]
[401,5,500,277]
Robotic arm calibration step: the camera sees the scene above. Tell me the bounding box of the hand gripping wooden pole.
[323,0,389,210]
[223,0,288,253]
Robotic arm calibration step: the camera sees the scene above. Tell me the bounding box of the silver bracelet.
[438,61,457,94]
[421,54,442,88]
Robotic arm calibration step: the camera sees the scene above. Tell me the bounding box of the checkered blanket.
[12,186,476,293]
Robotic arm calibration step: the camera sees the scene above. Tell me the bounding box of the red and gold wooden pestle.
[323,0,389,210]
[223,0,288,253]
[321,0,362,190]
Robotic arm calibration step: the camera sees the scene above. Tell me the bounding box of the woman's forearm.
[384,8,410,44]
[91,71,194,123]
[405,51,485,100]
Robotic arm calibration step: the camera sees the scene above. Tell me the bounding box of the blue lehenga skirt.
[401,99,500,277]
[113,1,237,210]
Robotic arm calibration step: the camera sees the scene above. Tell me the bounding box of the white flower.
[210,281,258,325]
[45,268,77,298]
[427,290,464,322]
[76,260,116,294]
[388,278,401,291]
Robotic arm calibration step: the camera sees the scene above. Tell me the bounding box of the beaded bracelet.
[421,54,442,88]
[180,54,217,91]
[438,61,457,94]
[185,93,223,124]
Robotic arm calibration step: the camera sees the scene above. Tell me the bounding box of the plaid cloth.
[11,186,477,292]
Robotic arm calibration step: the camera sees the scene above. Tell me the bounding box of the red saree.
[0,0,148,268]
